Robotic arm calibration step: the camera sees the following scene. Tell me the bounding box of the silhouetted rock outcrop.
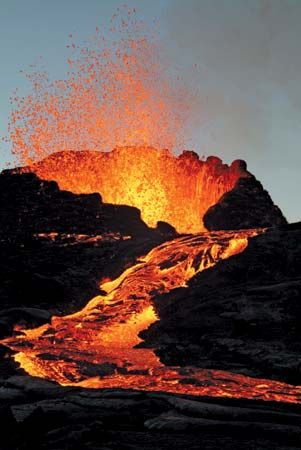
[0,171,152,239]
[0,171,174,315]
[203,175,287,230]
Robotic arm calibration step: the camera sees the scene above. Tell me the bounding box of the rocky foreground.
[1,375,301,450]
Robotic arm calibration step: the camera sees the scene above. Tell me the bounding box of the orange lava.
[3,229,301,403]
[8,8,194,165]
[7,7,248,232]
[20,147,248,233]
[3,8,299,405]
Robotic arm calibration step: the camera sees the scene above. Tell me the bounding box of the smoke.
[164,0,301,164]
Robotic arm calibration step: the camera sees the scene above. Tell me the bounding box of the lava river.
[2,230,301,403]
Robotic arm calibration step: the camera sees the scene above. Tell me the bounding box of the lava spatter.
[7,6,249,233]
[8,8,194,165]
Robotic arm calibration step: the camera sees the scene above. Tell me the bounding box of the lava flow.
[2,229,301,403]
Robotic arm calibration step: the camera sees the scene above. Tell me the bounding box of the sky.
[0,0,300,222]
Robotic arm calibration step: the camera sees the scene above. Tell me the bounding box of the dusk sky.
[1,0,300,222]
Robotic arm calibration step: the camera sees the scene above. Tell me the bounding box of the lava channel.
[2,229,301,403]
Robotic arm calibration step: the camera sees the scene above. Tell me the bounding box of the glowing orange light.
[8,8,193,165]
[3,229,301,403]
[19,147,248,233]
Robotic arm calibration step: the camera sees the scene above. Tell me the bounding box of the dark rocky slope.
[0,171,159,238]
[142,223,301,385]
[0,171,174,335]
[203,175,287,230]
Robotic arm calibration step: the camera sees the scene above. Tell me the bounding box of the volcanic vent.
[17,147,253,233]
[17,146,287,233]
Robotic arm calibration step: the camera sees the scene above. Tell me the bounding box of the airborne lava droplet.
[7,8,250,233]
[8,7,194,165]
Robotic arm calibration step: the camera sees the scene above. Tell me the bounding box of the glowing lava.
[3,229,301,403]
[3,7,299,405]
[8,8,194,165]
[19,147,248,233]
[7,7,249,233]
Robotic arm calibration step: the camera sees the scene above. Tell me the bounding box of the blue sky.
[1,0,300,222]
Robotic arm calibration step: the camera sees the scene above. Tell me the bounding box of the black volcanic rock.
[143,223,301,384]
[0,171,174,316]
[0,171,152,238]
[0,376,301,450]
[203,175,287,230]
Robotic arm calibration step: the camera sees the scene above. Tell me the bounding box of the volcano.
[0,148,300,450]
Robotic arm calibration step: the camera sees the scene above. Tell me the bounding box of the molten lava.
[3,229,301,403]
[3,7,299,406]
[20,147,248,233]
[7,8,249,233]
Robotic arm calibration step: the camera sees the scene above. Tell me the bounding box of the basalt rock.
[203,175,287,230]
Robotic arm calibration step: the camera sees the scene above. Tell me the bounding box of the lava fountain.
[19,147,249,233]
[7,8,250,233]
[7,8,195,165]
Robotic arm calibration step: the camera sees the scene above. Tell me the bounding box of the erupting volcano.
[1,6,301,450]
[0,144,297,403]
